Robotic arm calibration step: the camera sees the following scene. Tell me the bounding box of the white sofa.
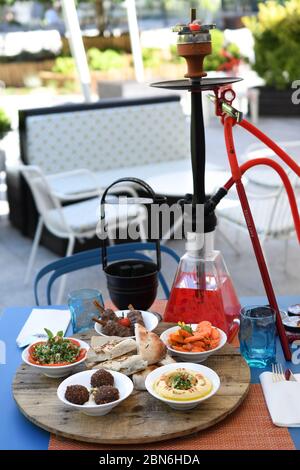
[8,95,190,252]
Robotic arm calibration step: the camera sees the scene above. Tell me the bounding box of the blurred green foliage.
[52,57,75,74]
[142,48,163,68]
[0,108,11,139]
[243,0,300,90]
[87,48,125,71]
[52,49,126,74]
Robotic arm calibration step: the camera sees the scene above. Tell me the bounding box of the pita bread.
[93,354,147,376]
[158,354,177,366]
[132,354,176,390]
[86,336,136,368]
[132,365,158,390]
[135,324,166,365]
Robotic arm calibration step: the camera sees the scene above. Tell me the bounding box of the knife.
[284,368,298,382]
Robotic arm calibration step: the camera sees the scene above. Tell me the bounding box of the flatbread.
[92,354,147,376]
[132,365,158,390]
[135,324,166,365]
[86,336,136,368]
[158,354,177,366]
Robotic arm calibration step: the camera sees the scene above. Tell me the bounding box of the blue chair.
[34,242,180,305]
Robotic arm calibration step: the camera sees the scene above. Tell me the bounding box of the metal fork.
[272,363,286,382]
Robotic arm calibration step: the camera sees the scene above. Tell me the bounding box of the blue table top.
[1,296,300,450]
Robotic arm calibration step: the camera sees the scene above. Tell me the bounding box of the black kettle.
[100,177,164,310]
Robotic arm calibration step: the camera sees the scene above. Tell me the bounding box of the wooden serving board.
[13,323,251,445]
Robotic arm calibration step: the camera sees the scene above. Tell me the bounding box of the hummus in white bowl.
[153,368,212,401]
[145,362,220,410]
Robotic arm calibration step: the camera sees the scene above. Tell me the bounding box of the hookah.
[151,8,300,361]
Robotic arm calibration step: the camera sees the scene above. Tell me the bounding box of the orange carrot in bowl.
[169,333,186,344]
[183,334,206,343]
[179,329,193,338]
[172,345,186,352]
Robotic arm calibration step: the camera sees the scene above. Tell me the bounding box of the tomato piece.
[118,317,131,327]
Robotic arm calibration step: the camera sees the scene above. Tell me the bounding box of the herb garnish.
[31,329,80,365]
[177,321,193,334]
[171,372,193,390]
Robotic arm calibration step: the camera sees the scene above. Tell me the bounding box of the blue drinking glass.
[239,305,276,368]
[68,289,104,334]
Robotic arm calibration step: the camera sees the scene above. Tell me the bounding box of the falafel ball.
[91,368,114,388]
[93,385,119,405]
[65,385,89,405]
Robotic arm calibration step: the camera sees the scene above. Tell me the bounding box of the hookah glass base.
[164,272,240,335]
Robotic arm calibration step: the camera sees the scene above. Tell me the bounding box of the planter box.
[256,86,300,116]
[0,60,54,87]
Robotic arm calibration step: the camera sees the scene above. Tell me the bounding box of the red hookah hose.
[224,158,300,243]
[223,116,291,361]
[239,119,300,177]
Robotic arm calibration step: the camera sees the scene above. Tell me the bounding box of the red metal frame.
[212,89,300,361]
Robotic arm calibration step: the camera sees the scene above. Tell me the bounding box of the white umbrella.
[61,0,92,102]
[124,0,144,83]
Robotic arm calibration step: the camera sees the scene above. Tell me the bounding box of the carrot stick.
[169,333,186,344]
[179,329,193,338]
[172,345,186,352]
[184,334,205,343]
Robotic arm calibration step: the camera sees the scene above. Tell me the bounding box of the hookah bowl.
[174,21,213,79]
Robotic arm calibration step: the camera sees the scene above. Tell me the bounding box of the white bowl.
[22,338,89,378]
[160,325,227,363]
[145,362,220,410]
[57,369,133,416]
[94,310,159,338]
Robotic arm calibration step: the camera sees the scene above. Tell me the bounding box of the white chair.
[240,140,300,188]
[21,165,147,302]
[216,171,299,267]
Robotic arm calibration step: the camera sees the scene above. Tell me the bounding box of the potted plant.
[244,0,300,116]
[204,29,242,73]
[0,107,11,172]
[0,108,11,141]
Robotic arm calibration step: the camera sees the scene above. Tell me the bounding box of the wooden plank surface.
[13,323,250,445]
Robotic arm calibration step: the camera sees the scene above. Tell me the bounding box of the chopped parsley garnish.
[31,329,80,365]
[171,373,193,390]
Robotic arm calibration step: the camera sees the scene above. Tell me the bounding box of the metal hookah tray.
[151,77,243,91]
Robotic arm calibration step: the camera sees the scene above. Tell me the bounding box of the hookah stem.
[224,117,291,361]
[191,90,206,205]
[190,89,206,298]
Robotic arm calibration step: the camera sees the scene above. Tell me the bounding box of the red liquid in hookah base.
[164,273,240,334]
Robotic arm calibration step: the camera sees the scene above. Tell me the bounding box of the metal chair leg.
[24,216,44,285]
[217,223,241,256]
[56,237,75,304]
[284,238,289,273]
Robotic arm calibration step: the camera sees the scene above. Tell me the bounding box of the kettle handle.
[100,177,162,272]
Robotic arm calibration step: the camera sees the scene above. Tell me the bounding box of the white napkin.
[16,308,71,348]
[260,371,300,427]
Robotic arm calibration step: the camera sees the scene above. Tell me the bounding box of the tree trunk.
[160,0,168,26]
[95,0,106,35]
